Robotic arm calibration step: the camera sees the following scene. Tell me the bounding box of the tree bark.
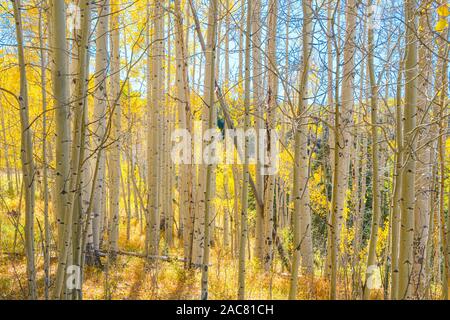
[399,0,418,300]
[12,0,37,300]
[289,0,314,300]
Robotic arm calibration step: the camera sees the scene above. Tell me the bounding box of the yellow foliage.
[437,4,450,17]
[309,168,328,218]
[435,18,448,32]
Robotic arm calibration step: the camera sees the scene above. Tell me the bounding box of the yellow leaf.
[435,18,448,32]
[437,5,450,17]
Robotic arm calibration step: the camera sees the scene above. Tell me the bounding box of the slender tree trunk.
[51,0,70,259]
[90,0,109,267]
[434,0,450,298]
[38,4,51,298]
[109,0,121,259]
[12,0,37,300]
[238,0,251,300]
[329,0,356,300]
[352,36,367,297]
[399,0,418,300]
[390,57,404,300]
[411,2,432,298]
[232,165,241,257]
[200,0,218,300]
[50,0,74,299]
[363,4,381,298]
[289,0,313,300]
[67,0,91,299]
[252,0,265,264]
[263,0,278,273]
[174,0,194,264]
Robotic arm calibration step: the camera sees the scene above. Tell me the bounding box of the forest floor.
[0,219,334,300]
[0,252,336,300]
[0,199,379,300]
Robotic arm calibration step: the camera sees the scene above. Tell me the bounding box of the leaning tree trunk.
[12,0,37,300]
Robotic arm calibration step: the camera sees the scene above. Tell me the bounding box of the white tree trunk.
[12,0,37,300]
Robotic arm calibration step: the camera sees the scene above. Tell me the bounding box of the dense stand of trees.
[1,0,450,300]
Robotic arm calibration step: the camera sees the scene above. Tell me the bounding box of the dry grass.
[0,248,338,300]
[0,212,373,300]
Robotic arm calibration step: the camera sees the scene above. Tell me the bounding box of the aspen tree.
[391,57,404,300]
[289,0,313,300]
[200,0,218,300]
[232,164,241,256]
[51,0,70,252]
[285,0,290,96]
[411,1,432,298]
[363,0,381,299]
[90,0,109,266]
[229,2,241,257]
[148,0,164,257]
[38,3,50,298]
[224,0,230,92]
[352,41,367,297]
[238,0,251,300]
[252,0,265,263]
[329,0,357,299]
[238,0,244,87]
[189,0,203,262]
[264,0,278,273]
[192,0,209,263]
[123,43,132,243]
[399,0,418,300]
[145,0,152,256]
[12,0,37,300]
[326,0,336,175]
[164,14,174,248]
[324,2,337,281]
[109,0,121,259]
[434,0,449,299]
[223,0,231,250]
[223,170,231,248]
[50,0,72,299]
[174,0,194,263]
[66,0,91,299]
